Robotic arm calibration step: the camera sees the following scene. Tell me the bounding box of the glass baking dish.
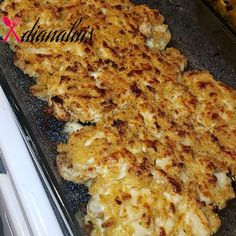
[203,0,236,35]
[0,0,236,235]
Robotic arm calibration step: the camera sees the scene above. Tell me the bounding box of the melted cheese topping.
[1,0,236,235]
[64,122,84,134]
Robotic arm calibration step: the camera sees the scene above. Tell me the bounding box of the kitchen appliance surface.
[0,0,236,235]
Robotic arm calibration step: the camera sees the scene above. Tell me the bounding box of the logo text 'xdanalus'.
[2,16,21,43]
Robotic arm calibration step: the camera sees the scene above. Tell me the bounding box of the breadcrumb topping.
[1,0,236,235]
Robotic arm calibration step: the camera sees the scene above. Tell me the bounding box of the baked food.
[1,0,236,235]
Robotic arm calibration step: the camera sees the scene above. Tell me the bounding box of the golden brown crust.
[1,0,236,235]
[0,0,172,122]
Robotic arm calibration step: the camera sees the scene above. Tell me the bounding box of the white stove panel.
[0,173,31,236]
[0,86,64,236]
